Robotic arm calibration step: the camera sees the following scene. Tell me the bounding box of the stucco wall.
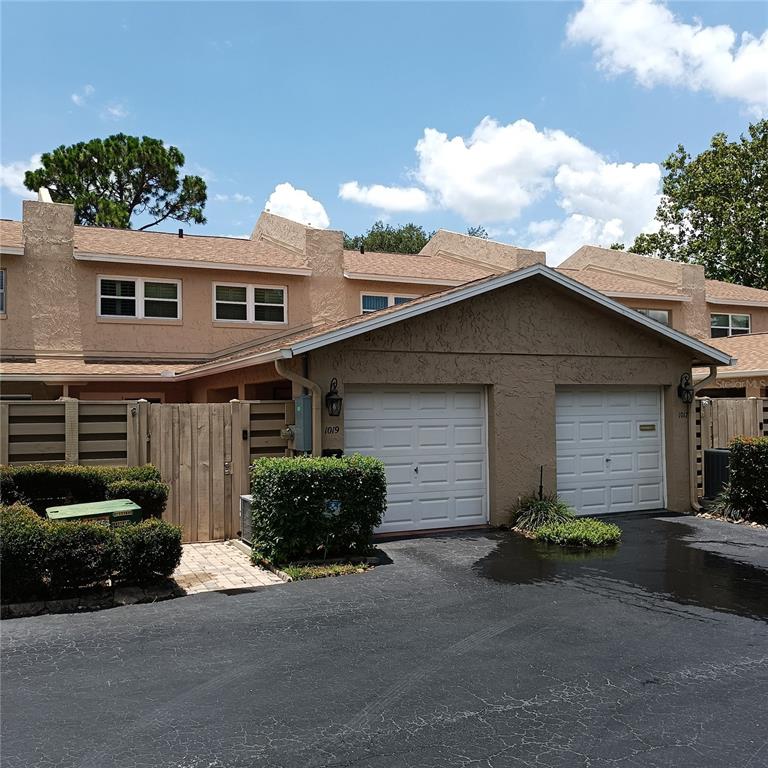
[307,276,696,525]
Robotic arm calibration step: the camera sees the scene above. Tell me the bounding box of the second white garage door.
[344,386,488,533]
[556,387,665,515]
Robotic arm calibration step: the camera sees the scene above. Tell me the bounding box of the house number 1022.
[324,425,340,434]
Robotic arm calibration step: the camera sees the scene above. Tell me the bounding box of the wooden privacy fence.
[0,399,294,543]
[694,397,768,495]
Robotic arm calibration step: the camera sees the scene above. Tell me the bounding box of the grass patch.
[535,518,622,548]
[510,493,575,532]
[281,562,371,581]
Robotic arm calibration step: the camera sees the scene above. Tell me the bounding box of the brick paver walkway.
[174,542,284,594]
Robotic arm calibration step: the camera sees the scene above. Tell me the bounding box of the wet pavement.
[3,512,768,768]
[477,512,768,622]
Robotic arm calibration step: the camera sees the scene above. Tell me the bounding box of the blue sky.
[1,1,766,262]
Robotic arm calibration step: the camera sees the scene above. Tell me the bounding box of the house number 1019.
[324,425,340,434]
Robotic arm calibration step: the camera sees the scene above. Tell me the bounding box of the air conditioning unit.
[239,494,253,544]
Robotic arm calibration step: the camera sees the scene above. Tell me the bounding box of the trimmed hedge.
[0,504,182,600]
[250,454,387,563]
[536,518,622,548]
[722,437,768,523]
[0,503,48,601]
[0,464,165,519]
[114,519,183,582]
[106,480,169,519]
[46,521,116,590]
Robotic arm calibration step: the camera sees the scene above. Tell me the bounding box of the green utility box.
[45,498,142,528]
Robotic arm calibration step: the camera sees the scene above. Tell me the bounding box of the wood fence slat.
[247,419,289,432]
[178,404,193,542]
[8,422,66,436]
[210,404,225,541]
[250,435,290,448]
[8,441,67,454]
[77,421,127,435]
[8,404,65,417]
[223,405,233,540]
[126,404,139,466]
[196,405,211,543]
[77,440,128,453]
[78,404,130,417]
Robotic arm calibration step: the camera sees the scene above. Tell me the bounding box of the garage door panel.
[557,387,664,515]
[345,386,488,532]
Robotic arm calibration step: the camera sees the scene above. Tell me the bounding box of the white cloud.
[101,103,129,121]
[338,181,432,212]
[70,84,95,107]
[264,182,330,228]
[214,192,254,204]
[528,214,626,265]
[567,0,768,115]
[338,116,662,263]
[0,154,42,197]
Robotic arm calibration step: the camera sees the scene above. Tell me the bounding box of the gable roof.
[0,264,734,382]
[175,264,735,377]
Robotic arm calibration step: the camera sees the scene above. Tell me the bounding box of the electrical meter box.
[293,394,313,453]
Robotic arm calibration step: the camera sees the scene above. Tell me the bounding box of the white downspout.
[689,364,718,512]
[275,357,323,457]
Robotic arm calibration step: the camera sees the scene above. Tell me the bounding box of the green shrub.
[0,464,163,515]
[536,518,622,548]
[45,520,117,589]
[510,493,575,532]
[250,454,387,563]
[281,562,370,580]
[106,480,169,519]
[114,519,182,583]
[0,503,48,600]
[720,437,768,523]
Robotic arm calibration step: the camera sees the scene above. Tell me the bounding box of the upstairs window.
[99,277,181,320]
[0,269,6,314]
[637,308,670,326]
[711,313,750,338]
[361,293,417,314]
[214,283,286,324]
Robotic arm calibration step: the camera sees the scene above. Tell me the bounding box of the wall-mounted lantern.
[325,378,343,417]
[677,372,694,404]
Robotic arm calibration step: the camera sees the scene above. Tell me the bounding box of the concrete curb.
[2,581,186,620]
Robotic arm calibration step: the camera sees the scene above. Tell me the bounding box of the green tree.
[631,120,767,289]
[466,225,489,239]
[343,220,435,254]
[609,242,625,251]
[24,134,207,230]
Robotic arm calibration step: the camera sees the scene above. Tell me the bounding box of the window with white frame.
[98,277,181,320]
[0,269,6,314]
[636,308,670,326]
[214,283,286,324]
[710,313,750,338]
[361,293,417,314]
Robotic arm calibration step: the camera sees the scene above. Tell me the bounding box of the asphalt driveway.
[3,512,768,768]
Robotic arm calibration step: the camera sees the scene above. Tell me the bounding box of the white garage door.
[556,387,665,515]
[344,386,488,533]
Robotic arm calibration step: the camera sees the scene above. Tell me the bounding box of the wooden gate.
[147,401,294,543]
[694,397,768,495]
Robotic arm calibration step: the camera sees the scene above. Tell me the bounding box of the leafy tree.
[24,134,207,230]
[343,220,435,254]
[630,120,767,289]
[609,242,625,251]
[467,225,489,239]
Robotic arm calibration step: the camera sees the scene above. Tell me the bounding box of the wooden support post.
[63,398,79,464]
[0,403,9,465]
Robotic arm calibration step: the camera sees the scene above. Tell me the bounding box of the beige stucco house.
[0,196,743,529]
[559,246,768,397]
